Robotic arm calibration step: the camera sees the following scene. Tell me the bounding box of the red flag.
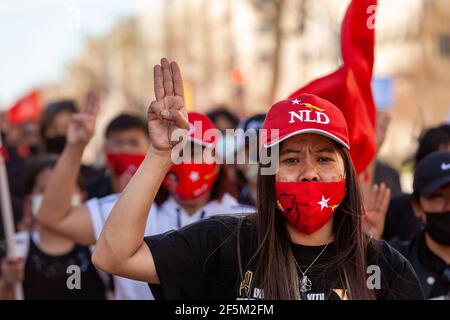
[289,0,377,174]
[7,90,42,126]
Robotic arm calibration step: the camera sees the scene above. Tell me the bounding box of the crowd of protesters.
[1,0,449,300]
[0,59,448,300]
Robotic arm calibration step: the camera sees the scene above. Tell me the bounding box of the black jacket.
[391,232,450,299]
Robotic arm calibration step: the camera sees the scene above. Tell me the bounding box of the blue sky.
[0,0,142,109]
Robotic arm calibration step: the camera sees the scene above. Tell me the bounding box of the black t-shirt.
[144,215,424,300]
[23,236,106,300]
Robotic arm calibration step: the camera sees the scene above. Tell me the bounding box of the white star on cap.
[291,98,301,105]
[189,171,200,182]
[317,195,331,211]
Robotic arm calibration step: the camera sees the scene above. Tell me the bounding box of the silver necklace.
[293,243,330,293]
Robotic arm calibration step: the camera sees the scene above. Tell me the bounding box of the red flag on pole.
[7,90,42,126]
[289,0,377,174]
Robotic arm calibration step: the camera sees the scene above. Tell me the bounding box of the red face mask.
[106,153,145,176]
[275,180,346,234]
[163,163,218,200]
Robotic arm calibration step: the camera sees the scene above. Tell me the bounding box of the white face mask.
[30,194,82,217]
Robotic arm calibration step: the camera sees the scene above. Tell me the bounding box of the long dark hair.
[240,146,375,300]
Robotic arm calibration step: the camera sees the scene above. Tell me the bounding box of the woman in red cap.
[93,59,423,300]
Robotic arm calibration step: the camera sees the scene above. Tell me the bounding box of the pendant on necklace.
[300,275,312,292]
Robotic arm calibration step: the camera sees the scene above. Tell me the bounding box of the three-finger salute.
[147,58,189,153]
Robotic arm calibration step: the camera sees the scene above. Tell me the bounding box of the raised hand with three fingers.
[147,58,189,154]
[363,182,391,239]
[66,91,100,150]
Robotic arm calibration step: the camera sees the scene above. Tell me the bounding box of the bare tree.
[250,0,310,104]
[250,0,285,104]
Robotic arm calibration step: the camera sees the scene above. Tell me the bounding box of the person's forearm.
[36,145,83,228]
[94,147,172,268]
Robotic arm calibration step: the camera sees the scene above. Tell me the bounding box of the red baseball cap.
[262,93,350,149]
[187,112,218,147]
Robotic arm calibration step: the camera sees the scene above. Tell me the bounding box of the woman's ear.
[411,198,426,224]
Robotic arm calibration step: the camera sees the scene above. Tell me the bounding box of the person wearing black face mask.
[383,124,450,242]
[39,96,113,199]
[40,100,77,154]
[391,151,450,299]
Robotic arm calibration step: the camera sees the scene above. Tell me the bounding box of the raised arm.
[92,58,189,283]
[36,92,100,246]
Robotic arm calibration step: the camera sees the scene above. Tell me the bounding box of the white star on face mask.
[317,195,331,211]
[189,171,200,182]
